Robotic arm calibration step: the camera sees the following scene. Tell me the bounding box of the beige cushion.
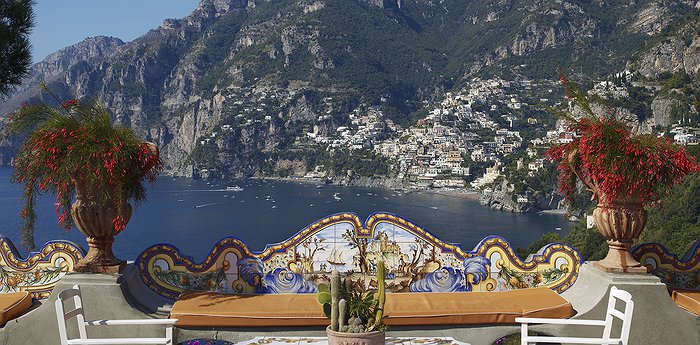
[0,292,32,326]
[671,290,700,316]
[171,287,574,327]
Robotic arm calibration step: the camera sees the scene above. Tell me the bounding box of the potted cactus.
[317,260,387,345]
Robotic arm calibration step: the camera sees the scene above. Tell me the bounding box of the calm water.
[0,167,572,261]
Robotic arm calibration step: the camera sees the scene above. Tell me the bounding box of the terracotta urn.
[592,194,648,274]
[71,177,132,273]
[326,326,385,345]
[71,142,157,274]
[567,150,648,273]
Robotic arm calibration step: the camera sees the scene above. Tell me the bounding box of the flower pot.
[71,177,132,274]
[326,326,385,345]
[71,142,158,274]
[592,196,648,274]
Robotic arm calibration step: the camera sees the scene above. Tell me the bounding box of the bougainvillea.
[546,76,700,206]
[4,85,162,249]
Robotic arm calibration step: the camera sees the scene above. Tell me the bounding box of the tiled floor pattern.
[236,336,471,345]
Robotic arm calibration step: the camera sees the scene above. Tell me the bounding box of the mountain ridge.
[1,0,699,178]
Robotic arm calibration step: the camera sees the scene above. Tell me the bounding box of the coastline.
[252,175,482,201]
[538,208,568,215]
[420,188,481,201]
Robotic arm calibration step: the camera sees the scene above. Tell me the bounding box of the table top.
[236,336,471,345]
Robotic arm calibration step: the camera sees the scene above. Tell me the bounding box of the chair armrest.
[515,317,606,326]
[85,319,178,326]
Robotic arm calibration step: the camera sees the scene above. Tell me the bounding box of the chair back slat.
[57,288,81,300]
[63,308,84,321]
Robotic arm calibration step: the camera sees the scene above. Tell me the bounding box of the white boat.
[226,186,244,192]
[327,247,345,266]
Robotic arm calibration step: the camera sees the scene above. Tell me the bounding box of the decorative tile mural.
[632,240,700,291]
[0,235,85,299]
[137,212,583,300]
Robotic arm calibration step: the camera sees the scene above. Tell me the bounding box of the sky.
[29,0,200,63]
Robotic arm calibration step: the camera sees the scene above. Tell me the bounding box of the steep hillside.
[1,0,698,177]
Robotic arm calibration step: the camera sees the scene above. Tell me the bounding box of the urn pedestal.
[592,198,648,274]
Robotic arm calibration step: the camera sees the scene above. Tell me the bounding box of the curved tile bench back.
[632,240,700,291]
[0,236,85,299]
[137,212,583,300]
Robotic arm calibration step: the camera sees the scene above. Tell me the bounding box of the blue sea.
[0,167,572,261]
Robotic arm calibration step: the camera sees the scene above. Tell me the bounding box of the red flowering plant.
[546,76,700,207]
[3,86,162,249]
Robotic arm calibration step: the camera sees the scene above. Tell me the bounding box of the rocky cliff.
[627,10,700,127]
[480,179,564,213]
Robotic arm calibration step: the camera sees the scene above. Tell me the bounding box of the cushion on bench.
[0,291,32,326]
[171,287,574,327]
[671,290,700,316]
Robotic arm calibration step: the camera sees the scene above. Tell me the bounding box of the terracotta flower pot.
[592,195,648,274]
[71,177,132,274]
[71,142,158,274]
[326,326,385,345]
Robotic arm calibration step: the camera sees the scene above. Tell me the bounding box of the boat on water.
[555,227,562,231]
[327,247,345,266]
[333,192,341,201]
[316,185,324,189]
[226,186,244,192]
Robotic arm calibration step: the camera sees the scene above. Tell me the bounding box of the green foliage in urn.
[546,76,700,207]
[317,261,387,333]
[3,85,162,249]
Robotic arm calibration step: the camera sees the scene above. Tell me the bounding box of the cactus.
[317,263,387,333]
[366,260,386,332]
[330,268,340,331]
[338,298,347,331]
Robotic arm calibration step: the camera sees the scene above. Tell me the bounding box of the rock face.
[628,15,700,127]
[1,0,698,178]
[635,36,700,79]
[479,179,563,213]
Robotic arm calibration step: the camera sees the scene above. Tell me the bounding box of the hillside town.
[200,76,700,202]
[302,76,700,207]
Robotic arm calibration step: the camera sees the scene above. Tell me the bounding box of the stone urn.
[326,326,385,345]
[71,142,158,274]
[592,194,648,274]
[567,150,648,274]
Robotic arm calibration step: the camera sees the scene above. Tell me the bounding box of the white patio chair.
[55,284,178,345]
[516,286,634,345]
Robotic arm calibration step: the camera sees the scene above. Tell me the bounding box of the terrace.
[0,212,698,345]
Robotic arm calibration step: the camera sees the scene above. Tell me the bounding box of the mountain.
[1,0,699,177]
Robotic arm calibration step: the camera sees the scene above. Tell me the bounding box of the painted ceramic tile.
[137,212,583,299]
[0,236,84,299]
[632,240,700,291]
